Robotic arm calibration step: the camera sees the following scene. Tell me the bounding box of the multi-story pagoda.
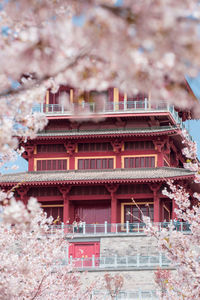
[0,87,197,283]
[0,87,195,223]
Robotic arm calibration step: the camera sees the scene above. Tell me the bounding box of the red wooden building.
[0,87,196,227]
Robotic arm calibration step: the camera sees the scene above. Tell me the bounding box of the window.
[124,141,154,150]
[37,144,66,153]
[36,159,68,171]
[124,204,154,223]
[77,158,114,170]
[28,187,61,197]
[124,156,155,168]
[78,143,112,152]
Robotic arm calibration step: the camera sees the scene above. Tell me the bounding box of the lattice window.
[28,187,61,197]
[78,158,113,170]
[118,184,151,194]
[37,159,67,171]
[40,201,63,221]
[78,142,112,152]
[37,144,66,153]
[124,141,154,150]
[124,204,154,223]
[70,186,109,195]
[124,156,155,168]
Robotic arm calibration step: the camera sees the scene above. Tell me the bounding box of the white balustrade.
[32,100,193,140]
[49,221,191,236]
[91,289,158,300]
[68,254,171,270]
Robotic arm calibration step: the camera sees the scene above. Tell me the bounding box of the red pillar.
[157,153,164,167]
[64,142,76,170]
[153,140,165,167]
[172,199,178,220]
[17,187,29,206]
[116,154,121,168]
[111,192,117,223]
[105,184,119,224]
[153,192,160,222]
[59,186,71,223]
[26,146,35,171]
[63,195,70,224]
[111,140,123,169]
[148,183,161,223]
[69,156,75,170]
[28,157,34,172]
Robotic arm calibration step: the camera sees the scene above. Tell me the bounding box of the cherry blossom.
[0,197,95,300]
[144,134,200,299]
[0,1,199,160]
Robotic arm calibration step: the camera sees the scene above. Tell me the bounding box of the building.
[0,87,197,296]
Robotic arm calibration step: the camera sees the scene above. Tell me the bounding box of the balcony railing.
[33,99,193,140]
[91,289,158,299]
[66,253,171,269]
[32,99,176,118]
[33,99,167,115]
[50,221,191,236]
[33,99,175,116]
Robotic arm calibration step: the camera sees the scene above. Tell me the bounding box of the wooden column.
[113,88,119,111]
[105,184,119,223]
[111,192,117,223]
[17,187,29,206]
[24,145,35,171]
[148,183,161,222]
[153,192,160,222]
[153,139,166,167]
[59,186,71,223]
[172,200,178,220]
[111,139,123,169]
[115,154,121,169]
[64,142,76,170]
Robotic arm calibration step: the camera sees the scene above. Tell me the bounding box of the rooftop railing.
[66,253,171,269]
[33,99,174,117]
[50,221,191,236]
[91,289,158,299]
[33,99,193,140]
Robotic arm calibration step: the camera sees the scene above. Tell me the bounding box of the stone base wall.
[100,235,158,257]
[80,269,157,291]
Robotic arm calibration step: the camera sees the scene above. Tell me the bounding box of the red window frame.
[78,143,112,152]
[124,141,154,151]
[124,204,154,223]
[37,159,68,171]
[37,144,66,153]
[77,158,113,170]
[124,157,155,168]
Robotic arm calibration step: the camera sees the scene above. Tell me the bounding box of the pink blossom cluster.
[144,132,200,299]
[0,1,200,161]
[0,197,96,300]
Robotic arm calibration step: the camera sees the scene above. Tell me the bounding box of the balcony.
[33,99,184,124]
[66,253,171,270]
[50,221,191,236]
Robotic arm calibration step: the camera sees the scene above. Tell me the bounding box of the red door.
[69,242,100,267]
[74,203,111,224]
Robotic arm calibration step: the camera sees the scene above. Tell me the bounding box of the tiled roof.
[0,167,194,186]
[37,126,178,138]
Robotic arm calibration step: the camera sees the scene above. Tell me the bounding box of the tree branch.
[31,274,47,300]
[0,49,89,99]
